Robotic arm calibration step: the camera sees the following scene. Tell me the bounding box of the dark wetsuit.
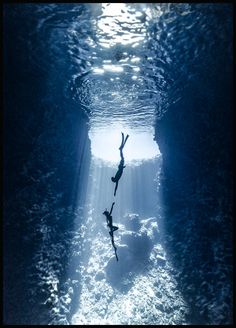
[114,159,125,181]
[103,202,118,234]
[103,202,119,261]
[112,132,129,196]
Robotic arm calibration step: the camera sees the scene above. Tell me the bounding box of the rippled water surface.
[22,3,230,132]
[4,3,232,325]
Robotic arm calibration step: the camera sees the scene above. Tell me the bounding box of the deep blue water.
[3,3,233,325]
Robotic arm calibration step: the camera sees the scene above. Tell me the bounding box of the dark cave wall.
[156,67,233,206]
[3,6,91,324]
[154,43,233,324]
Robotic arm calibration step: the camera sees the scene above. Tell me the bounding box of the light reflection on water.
[76,73,159,131]
[87,3,160,132]
[64,2,202,131]
[96,3,148,48]
[68,3,166,132]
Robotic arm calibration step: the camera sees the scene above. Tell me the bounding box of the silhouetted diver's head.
[111,177,116,182]
[103,210,109,216]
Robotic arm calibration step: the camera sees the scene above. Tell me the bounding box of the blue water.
[3,3,233,325]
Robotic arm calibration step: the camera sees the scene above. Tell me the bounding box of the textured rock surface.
[154,39,233,324]
[3,6,91,324]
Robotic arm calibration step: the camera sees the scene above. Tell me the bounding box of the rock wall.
[3,6,91,324]
[154,37,233,324]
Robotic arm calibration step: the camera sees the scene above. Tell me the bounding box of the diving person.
[103,202,119,261]
[103,202,118,234]
[111,132,129,196]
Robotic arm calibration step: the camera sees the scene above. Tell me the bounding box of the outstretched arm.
[109,202,115,215]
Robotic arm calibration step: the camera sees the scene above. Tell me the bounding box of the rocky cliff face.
[154,35,233,324]
[3,6,91,324]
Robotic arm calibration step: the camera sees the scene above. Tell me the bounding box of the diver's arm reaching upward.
[109,202,115,215]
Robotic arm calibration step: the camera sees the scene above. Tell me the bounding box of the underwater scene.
[3,3,233,325]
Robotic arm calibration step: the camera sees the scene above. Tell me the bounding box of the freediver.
[103,202,119,261]
[111,132,129,196]
[103,202,118,234]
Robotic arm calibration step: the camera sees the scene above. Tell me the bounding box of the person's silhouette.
[103,202,119,261]
[111,132,129,196]
[103,202,118,233]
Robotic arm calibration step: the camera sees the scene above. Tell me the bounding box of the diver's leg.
[119,132,124,149]
[111,234,115,245]
[121,132,124,143]
[119,148,124,160]
[112,226,118,232]
[123,134,129,146]
[112,241,118,261]
[114,182,118,196]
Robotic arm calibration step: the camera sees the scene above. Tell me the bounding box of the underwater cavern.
[3,3,233,325]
